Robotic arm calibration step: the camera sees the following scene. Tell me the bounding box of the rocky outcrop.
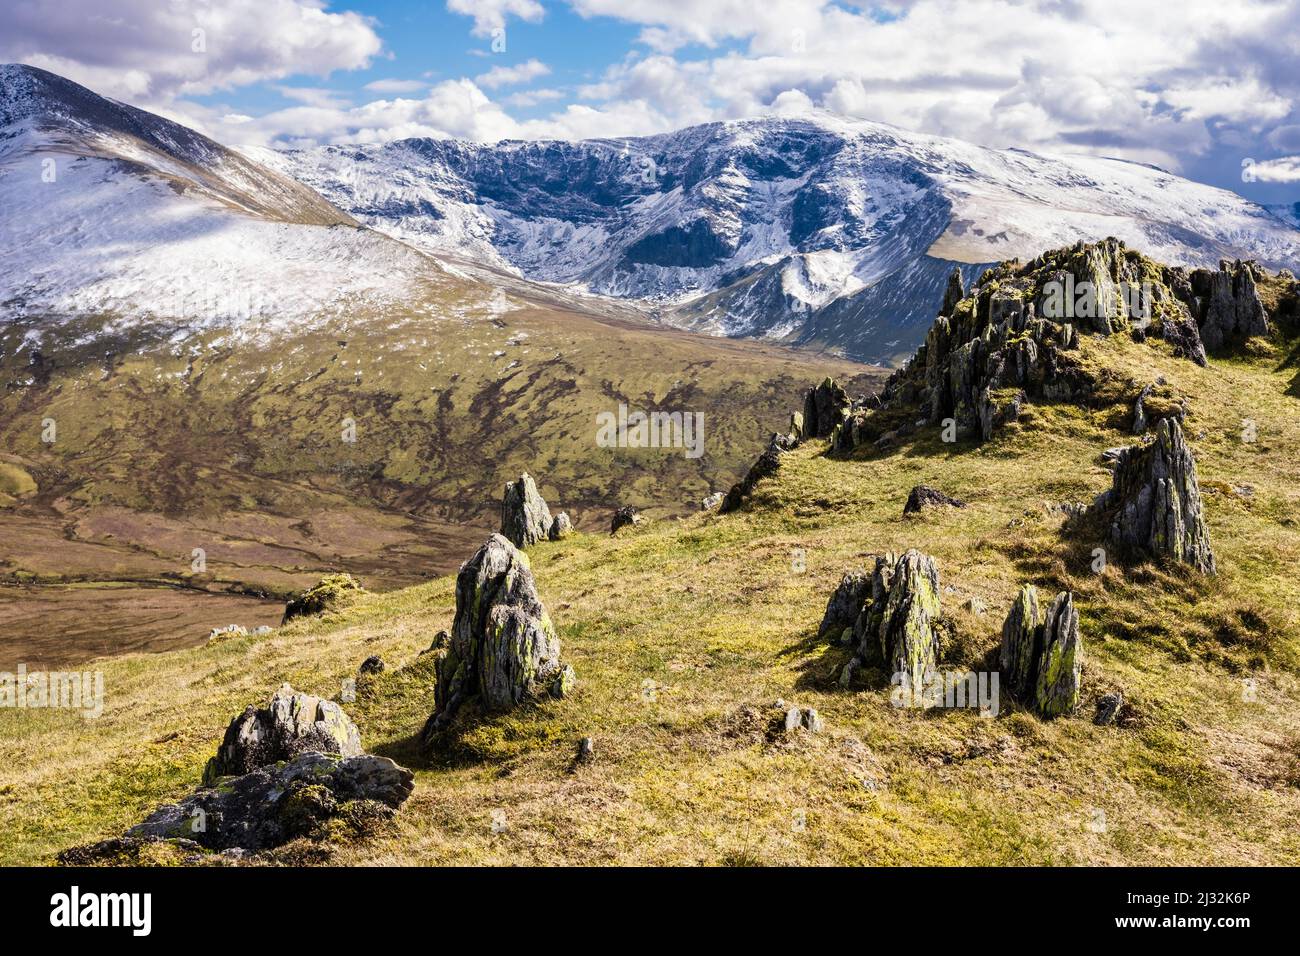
[841,550,942,689]
[1089,418,1216,574]
[500,472,554,548]
[802,377,851,439]
[1193,259,1269,351]
[998,585,1082,717]
[720,434,790,512]
[548,511,573,540]
[421,534,572,744]
[203,683,363,784]
[282,573,365,624]
[700,492,725,511]
[818,570,869,641]
[126,752,414,853]
[941,266,965,315]
[903,485,968,515]
[610,505,640,533]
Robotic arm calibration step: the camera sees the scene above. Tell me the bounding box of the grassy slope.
[3,320,1298,866]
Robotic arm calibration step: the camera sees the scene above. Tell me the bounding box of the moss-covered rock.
[282,573,365,624]
[998,585,1083,718]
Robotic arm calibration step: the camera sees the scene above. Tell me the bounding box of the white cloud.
[0,0,383,104]
[475,58,551,89]
[1250,156,1300,183]
[364,78,428,93]
[446,0,545,37]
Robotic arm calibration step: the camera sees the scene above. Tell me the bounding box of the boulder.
[203,683,363,784]
[421,534,572,744]
[282,573,365,624]
[903,484,968,515]
[1094,691,1124,726]
[500,472,553,548]
[700,491,725,511]
[1196,260,1269,351]
[802,377,851,439]
[128,752,414,852]
[818,570,869,640]
[1035,592,1082,717]
[548,511,574,540]
[997,585,1082,718]
[1090,418,1216,574]
[610,505,640,534]
[845,550,941,689]
[783,706,823,734]
[359,655,384,675]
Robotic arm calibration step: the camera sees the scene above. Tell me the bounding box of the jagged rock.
[359,655,384,675]
[500,472,554,548]
[818,570,869,640]
[548,511,573,540]
[998,586,1082,717]
[203,683,363,784]
[999,585,1041,700]
[790,411,805,441]
[1196,259,1269,351]
[1090,418,1216,574]
[847,550,941,688]
[422,629,451,654]
[802,377,851,439]
[700,491,725,511]
[941,266,965,315]
[978,387,1024,440]
[119,752,414,852]
[610,505,640,533]
[421,534,571,743]
[282,573,365,624]
[783,706,823,733]
[1035,592,1082,717]
[720,435,787,512]
[1094,692,1124,726]
[903,484,968,515]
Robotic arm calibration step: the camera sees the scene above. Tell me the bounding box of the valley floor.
[2,333,1298,865]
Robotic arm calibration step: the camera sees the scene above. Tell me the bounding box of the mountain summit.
[256,111,1300,364]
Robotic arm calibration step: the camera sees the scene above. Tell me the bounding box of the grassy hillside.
[4,258,1299,864]
[0,275,879,666]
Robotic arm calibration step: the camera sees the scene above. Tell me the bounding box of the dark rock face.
[1094,692,1124,726]
[360,655,385,674]
[1194,259,1269,351]
[802,377,851,439]
[998,585,1082,717]
[818,570,869,640]
[610,505,640,533]
[500,472,554,548]
[903,485,968,515]
[422,534,572,744]
[941,266,965,316]
[843,550,942,688]
[1089,418,1216,574]
[203,684,363,785]
[130,752,414,852]
[720,436,789,513]
[282,573,365,624]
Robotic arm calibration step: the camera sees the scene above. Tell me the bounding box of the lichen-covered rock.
[802,377,851,439]
[903,484,968,515]
[282,573,365,624]
[203,683,363,784]
[998,585,1042,700]
[125,752,414,852]
[500,472,554,548]
[421,534,571,744]
[845,550,941,689]
[1035,592,1082,717]
[610,505,640,533]
[1090,418,1216,574]
[997,585,1082,718]
[818,570,869,640]
[1195,259,1269,351]
[548,511,573,540]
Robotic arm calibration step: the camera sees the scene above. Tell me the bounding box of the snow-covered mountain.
[255,114,1300,364]
[0,64,442,329]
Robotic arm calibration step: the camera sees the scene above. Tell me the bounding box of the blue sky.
[2,0,1298,206]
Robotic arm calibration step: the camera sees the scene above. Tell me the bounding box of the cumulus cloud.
[445,0,545,37]
[0,0,383,103]
[364,78,428,93]
[475,58,550,89]
[1250,156,1300,183]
